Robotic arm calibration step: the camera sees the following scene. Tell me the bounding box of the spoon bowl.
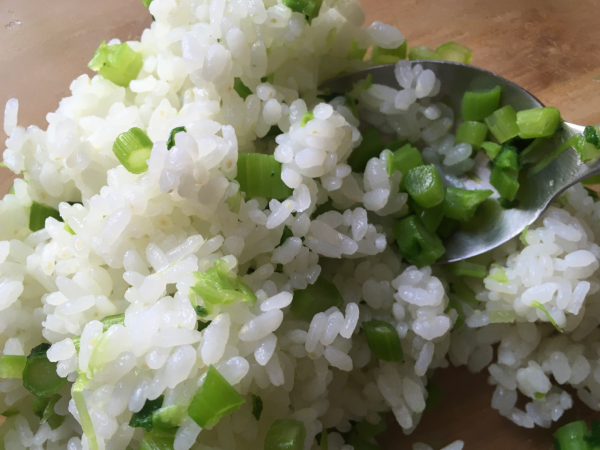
[320,61,595,263]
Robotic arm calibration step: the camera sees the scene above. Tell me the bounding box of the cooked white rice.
[0,0,599,449]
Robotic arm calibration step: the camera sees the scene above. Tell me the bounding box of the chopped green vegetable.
[393,143,424,183]
[47,414,65,430]
[113,127,154,174]
[516,107,561,139]
[88,41,143,88]
[264,419,306,450]
[22,344,66,397]
[362,320,404,362]
[72,313,125,351]
[1,407,19,417]
[0,355,26,379]
[534,392,546,400]
[140,427,177,450]
[236,153,293,200]
[290,277,343,321]
[488,310,516,323]
[485,105,520,144]
[73,375,98,450]
[481,141,502,161]
[130,396,164,432]
[412,202,444,233]
[437,216,459,240]
[234,78,253,100]
[356,415,387,439]
[346,432,381,450]
[520,225,529,245]
[371,41,408,65]
[385,140,407,152]
[64,223,75,235]
[590,420,600,447]
[281,0,323,22]
[347,129,385,173]
[188,365,245,428]
[408,46,440,61]
[347,39,367,60]
[584,125,600,149]
[448,261,487,278]
[301,112,315,127]
[197,320,211,332]
[381,149,395,177]
[494,146,519,172]
[251,394,263,421]
[553,421,590,450]
[488,264,509,284]
[444,187,493,222]
[436,41,473,64]
[320,428,329,450]
[424,381,443,412]
[404,165,445,209]
[142,0,153,7]
[393,215,445,267]
[490,166,519,202]
[451,280,480,308]
[455,121,488,149]
[166,126,186,150]
[226,189,242,214]
[461,86,502,121]
[152,404,187,430]
[447,297,465,329]
[29,201,62,232]
[530,301,563,332]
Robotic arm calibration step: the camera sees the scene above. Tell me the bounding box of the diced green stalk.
[166,126,186,150]
[0,355,26,379]
[188,365,245,428]
[518,137,548,165]
[234,78,252,100]
[448,261,487,278]
[113,127,153,174]
[520,225,530,245]
[22,344,66,397]
[436,217,459,240]
[393,215,445,267]
[32,393,61,426]
[451,280,480,307]
[140,428,177,450]
[29,202,62,232]
[530,301,563,332]
[362,320,404,362]
[444,187,493,221]
[408,46,440,61]
[251,394,263,421]
[485,105,520,143]
[371,41,407,65]
[447,298,465,330]
[281,0,323,22]
[436,42,473,64]
[73,375,98,450]
[236,153,293,200]
[356,415,387,439]
[385,140,407,152]
[320,428,329,450]
[1,407,19,417]
[290,277,343,321]
[461,86,502,121]
[393,143,424,181]
[490,166,519,201]
[413,202,444,233]
[152,404,187,430]
[381,150,395,176]
[516,107,561,139]
[191,259,256,308]
[301,112,315,127]
[404,165,445,209]
[347,129,385,173]
[130,396,164,431]
[142,0,153,7]
[88,41,143,88]
[72,314,125,351]
[488,264,509,284]
[264,419,306,450]
[197,320,211,331]
[455,121,488,149]
[481,141,501,161]
[347,39,367,60]
[345,432,381,450]
[584,125,600,149]
[47,414,65,431]
[494,146,519,171]
[226,189,242,214]
[529,135,581,175]
[553,421,590,450]
[488,310,516,323]
[575,129,600,162]
[424,381,443,412]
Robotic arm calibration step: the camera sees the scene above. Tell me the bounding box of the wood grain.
[1,1,599,448]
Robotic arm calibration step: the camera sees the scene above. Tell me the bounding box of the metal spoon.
[319,61,598,263]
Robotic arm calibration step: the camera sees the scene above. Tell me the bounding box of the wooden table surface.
[1,1,599,448]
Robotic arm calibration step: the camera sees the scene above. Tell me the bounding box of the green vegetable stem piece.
[485,105,520,143]
[129,396,165,431]
[29,202,62,232]
[290,277,343,321]
[88,41,143,88]
[490,166,519,202]
[448,261,487,278]
[553,420,590,450]
[436,42,473,64]
[516,107,561,139]
[408,46,440,61]
[113,127,154,174]
[481,141,502,161]
[166,126,187,150]
[281,0,323,22]
[392,143,424,181]
[0,355,27,379]
[190,259,256,309]
[393,215,445,267]
[455,121,488,149]
[371,41,408,65]
[444,187,493,222]
[404,165,445,209]
[264,419,306,450]
[347,129,385,173]
[362,320,404,362]
[461,86,502,121]
[234,78,253,100]
[236,153,293,200]
[22,344,67,397]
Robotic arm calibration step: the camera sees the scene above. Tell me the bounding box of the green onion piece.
[29,201,62,232]
[113,127,153,174]
[22,344,66,397]
[485,105,520,144]
[455,121,488,149]
[32,394,62,426]
[347,128,385,173]
[518,137,548,166]
[191,259,256,308]
[590,420,600,447]
[447,297,465,330]
[236,153,293,200]
[392,215,445,267]
[64,223,76,235]
[490,166,519,202]
[140,428,177,450]
[301,112,315,127]
[1,407,19,417]
[151,404,187,430]
[451,280,480,308]
[488,264,509,284]
[393,143,424,181]
[88,41,143,88]
[47,414,65,431]
[385,140,407,152]
[166,126,186,150]
[197,320,211,332]
[404,165,445,209]
[412,202,444,234]
[188,365,245,428]
[234,78,253,100]
[448,261,487,278]
[72,313,125,351]
[320,428,329,450]
[264,419,306,450]
[584,125,600,149]
[437,216,459,240]
[436,41,473,64]
[345,432,381,450]
[408,46,440,61]
[381,149,395,177]
[444,187,493,222]
[347,39,367,61]
[251,394,263,421]
[488,310,516,323]
[494,145,519,171]
[226,190,242,214]
[516,107,561,139]
[461,86,502,121]
[553,421,590,450]
[281,0,323,22]
[130,396,164,432]
[142,0,153,7]
[481,141,501,161]
[278,226,294,248]
[356,415,387,439]
[73,375,99,450]
[530,301,563,333]
[529,135,581,175]
[520,225,529,245]
[290,277,343,321]
[0,355,26,379]
[424,381,443,412]
[362,320,404,362]
[371,41,408,65]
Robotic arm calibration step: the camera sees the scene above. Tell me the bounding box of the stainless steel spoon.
[319,61,598,263]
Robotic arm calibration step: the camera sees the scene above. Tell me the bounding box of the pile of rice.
[0,0,599,448]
